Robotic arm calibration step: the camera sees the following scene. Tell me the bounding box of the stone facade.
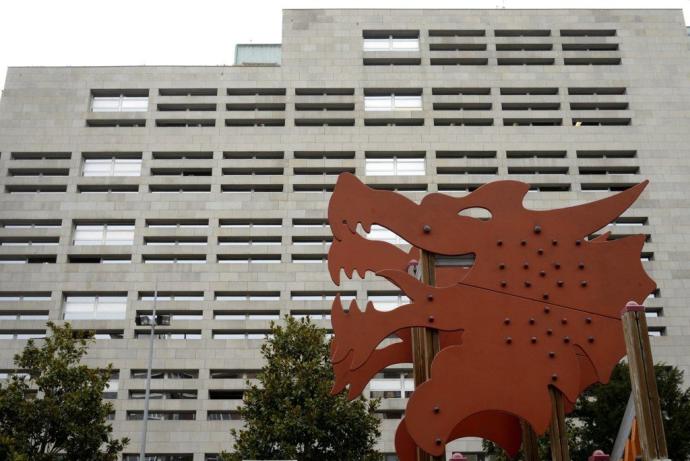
[1,8,689,461]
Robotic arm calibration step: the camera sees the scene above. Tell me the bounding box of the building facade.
[1,8,690,461]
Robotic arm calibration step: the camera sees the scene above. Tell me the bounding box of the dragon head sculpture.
[327,173,655,460]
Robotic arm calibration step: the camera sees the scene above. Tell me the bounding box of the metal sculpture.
[327,173,655,460]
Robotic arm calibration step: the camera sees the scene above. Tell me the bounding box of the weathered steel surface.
[327,173,655,458]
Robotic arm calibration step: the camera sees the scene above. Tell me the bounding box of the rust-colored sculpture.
[327,173,655,460]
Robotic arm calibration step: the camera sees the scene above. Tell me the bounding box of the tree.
[484,363,690,461]
[224,315,381,461]
[570,362,690,461]
[0,322,129,461]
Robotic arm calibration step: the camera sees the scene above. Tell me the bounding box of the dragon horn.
[544,180,649,238]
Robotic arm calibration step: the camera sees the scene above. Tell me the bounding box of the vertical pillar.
[549,387,570,461]
[621,301,668,461]
[520,420,540,461]
[410,251,442,461]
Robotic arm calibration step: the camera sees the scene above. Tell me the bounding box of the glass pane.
[364,96,393,111]
[392,38,419,51]
[393,95,422,110]
[366,159,395,175]
[91,97,120,112]
[363,39,391,51]
[395,158,425,175]
[121,97,148,112]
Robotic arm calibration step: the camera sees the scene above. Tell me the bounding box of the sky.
[0,0,689,91]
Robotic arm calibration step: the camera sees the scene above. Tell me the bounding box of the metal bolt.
[506,337,512,344]
[428,315,435,323]
[537,248,544,255]
[561,318,568,325]
[504,318,511,325]
[548,351,556,358]
[539,270,546,277]
[564,336,570,343]
[499,263,506,270]
[423,225,431,234]
[427,294,434,301]
[578,262,585,269]
[433,406,440,414]
[524,281,531,287]
[435,438,442,446]
[552,240,558,246]
[529,318,535,325]
[521,240,527,246]
[500,280,507,287]
[497,240,503,246]
[554,262,561,269]
[542,293,549,300]
[557,280,564,287]
[575,240,582,246]
[588,336,595,343]
[544,306,551,313]
[581,280,588,287]
[523,262,529,269]
[547,329,553,336]
[552,374,558,381]
[534,225,542,234]
[531,336,537,343]
[585,317,592,324]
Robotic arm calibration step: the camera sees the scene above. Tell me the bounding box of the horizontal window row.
[0,148,638,164]
[365,57,621,66]
[1,180,648,196]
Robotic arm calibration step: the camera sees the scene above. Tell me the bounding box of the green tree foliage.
[570,362,690,461]
[224,315,381,461]
[0,322,129,461]
[484,363,690,461]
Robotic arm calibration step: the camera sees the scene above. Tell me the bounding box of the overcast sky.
[1,0,689,91]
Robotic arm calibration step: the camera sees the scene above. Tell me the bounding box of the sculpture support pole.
[621,302,668,461]
[549,387,570,461]
[410,251,442,461]
[520,420,540,461]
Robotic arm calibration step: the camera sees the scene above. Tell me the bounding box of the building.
[1,8,690,461]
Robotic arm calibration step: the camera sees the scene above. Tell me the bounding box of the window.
[73,223,134,245]
[1,220,61,229]
[143,256,206,264]
[68,255,132,264]
[364,94,422,111]
[219,219,282,229]
[134,330,202,339]
[215,292,280,301]
[0,292,51,302]
[0,238,59,246]
[209,369,259,379]
[291,292,356,302]
[123,455,193,461]
[0,331,47,340]
[217,255,281,264]
[214,311,280,320]
[126,411,195,421]
[370,370,414,398]
[64,295,127,320]
[139,292,204,301]
[145,219,208,229]
[291,311,331,320]
[212,331,270,340]
[363,31,420,52]
[365,225,408,245]
[207,411,242,421]
[0,311,49,320]
[104,373,119,399]
[365,157,425,176]
[145,237,208,246]
[91,90,148,112]
[368,293,410,312]
[130,369,199,379]
[83,156,142,176]
[218,237,281,246]
[129,390,197,400]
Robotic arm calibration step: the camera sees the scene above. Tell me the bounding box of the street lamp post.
[138,287,171,461]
